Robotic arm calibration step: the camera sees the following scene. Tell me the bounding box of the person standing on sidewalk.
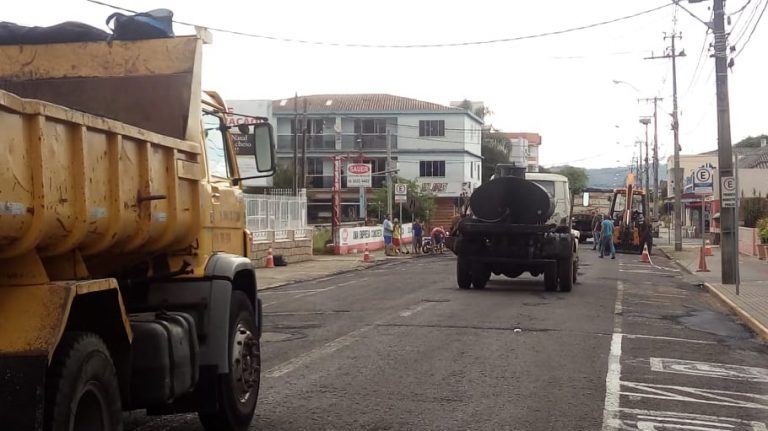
[591,211,602,251]
[383,214,394,256]
[412,219,423,254]
[392,219,402,255]
[599,215,616,259]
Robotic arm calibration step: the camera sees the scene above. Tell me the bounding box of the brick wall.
[250,230,313,267]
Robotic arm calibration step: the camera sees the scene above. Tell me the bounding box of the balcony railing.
[277,134,336,152]
[341,134,396,151]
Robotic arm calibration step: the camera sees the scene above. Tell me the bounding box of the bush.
[757,217,768,244]
[312,227,333,254]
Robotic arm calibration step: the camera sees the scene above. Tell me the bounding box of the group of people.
[590,210,616,259]
[382,214,446,256]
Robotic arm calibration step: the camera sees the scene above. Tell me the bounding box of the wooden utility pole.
[386,130,393,217]
[301,98,308,191]
[646,32,685,252]
[712,0,738,284]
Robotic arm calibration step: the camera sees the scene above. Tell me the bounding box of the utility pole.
[713,0,738,284]
[640,97,663,219]
[646,32,685,252]
[292,92,299,196]
[386,130,393,217]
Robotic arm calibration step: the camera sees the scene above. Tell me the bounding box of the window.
[531,180,555,197]
[419,160,446,177]
[470,162,474,179]
[307,158,323,175]
[419,120,445,137]
[203,112,229,178]
[354,119,387,135]
[291,118,325,134]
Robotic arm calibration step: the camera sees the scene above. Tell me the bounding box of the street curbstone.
[702,282,768,343]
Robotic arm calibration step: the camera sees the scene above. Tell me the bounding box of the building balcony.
[341,134,396,151]
[277,134,336,152]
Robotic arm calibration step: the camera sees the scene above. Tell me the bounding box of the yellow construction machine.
[608,173,654,254]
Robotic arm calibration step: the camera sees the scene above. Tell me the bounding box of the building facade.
[270,94,483,225]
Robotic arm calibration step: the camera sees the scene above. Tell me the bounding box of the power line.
[734,0,768,57]
[730,0,754,16]
[85,0,675,49]
[731,0,764,46]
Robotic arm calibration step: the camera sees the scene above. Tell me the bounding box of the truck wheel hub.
[232,323,259,403]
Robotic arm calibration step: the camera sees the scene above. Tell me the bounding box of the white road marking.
[620,381,768,409]
[266,300,442,378]
[259,289,321,295]
[602,280,625,430]
[622,334,716,345]
[264,325,373,378]
[618,408,767,431]
[399,301,436,317]
[650,358,768,382]
[264,279,365,307]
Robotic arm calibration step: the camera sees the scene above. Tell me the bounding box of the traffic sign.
[394,184,408,195]
[394,194,407,203]
[693,167,712,195]
[721,175,736,208]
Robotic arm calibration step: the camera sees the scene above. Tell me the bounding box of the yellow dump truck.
[0,30,275,431]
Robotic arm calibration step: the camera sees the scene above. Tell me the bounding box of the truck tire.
[199,291,260,431]
[457,257,472,289]
[558,257,574,292]
[544,265,558,291]
[471,264,491,289]
[45,332,122,431]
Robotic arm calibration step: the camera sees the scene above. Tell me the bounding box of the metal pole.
[701,195,705,251]
[293,93,299,195]
[386,130,393,217]
[301,99,308,192]
[652,99,660,220]
[713,0,738,284]
[735,152,741,294]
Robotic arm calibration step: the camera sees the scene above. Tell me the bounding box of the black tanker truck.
[447,168,578,291]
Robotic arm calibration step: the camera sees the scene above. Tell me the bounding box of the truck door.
[202,112,246,255]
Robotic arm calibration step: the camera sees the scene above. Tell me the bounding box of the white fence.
[245,189,308,242]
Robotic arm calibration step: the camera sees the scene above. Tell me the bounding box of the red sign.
[348,164,371,175]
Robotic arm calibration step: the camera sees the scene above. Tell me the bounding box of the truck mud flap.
[0,354,46,431]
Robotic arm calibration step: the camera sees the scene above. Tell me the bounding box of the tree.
[481,143,509,183]
[734,134,768,148]
[456,99,492,120]
[556,166,588,195]
[367,176,436,223]
[272,161,294,189]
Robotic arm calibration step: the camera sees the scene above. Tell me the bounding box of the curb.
[702,282,768,343]
[659,247,768,343]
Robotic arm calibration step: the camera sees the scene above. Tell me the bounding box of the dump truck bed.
[0,88,203,285]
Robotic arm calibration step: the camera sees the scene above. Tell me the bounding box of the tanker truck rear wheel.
[45,332,122,431]
[558,257,574,292]
[471,264,491,289]
[199,291,260,431]
[457,257,472,289]
[544,265,558,291]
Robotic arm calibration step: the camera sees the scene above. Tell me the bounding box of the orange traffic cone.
[640,244,650,263]
[265,247,275,268]
[362,244,371,262]
[696,246,710,272]
[704,239,714,257]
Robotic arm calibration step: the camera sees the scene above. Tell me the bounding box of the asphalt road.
[126,245,768,430]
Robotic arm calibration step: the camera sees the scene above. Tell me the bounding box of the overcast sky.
[7,0,767,169]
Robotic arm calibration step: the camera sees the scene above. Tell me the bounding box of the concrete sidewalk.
[255,248,432,290]
[659,242,768,341]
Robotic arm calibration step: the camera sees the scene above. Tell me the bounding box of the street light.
[612,79,641,93]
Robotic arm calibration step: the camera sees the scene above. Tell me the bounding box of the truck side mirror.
[582,192,590,207]
[229,122,276,181]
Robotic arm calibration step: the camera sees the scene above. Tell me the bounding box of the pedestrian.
[591,211,602,251]
[383,214,393,256]
[413,219,423,254]
[599,215,616,259]
[431,225,446,254]
[392,218,402,255]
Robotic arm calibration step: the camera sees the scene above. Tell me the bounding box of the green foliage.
[312,227,333,254]
[556,165,589,195]
[734,134,768,148]
[757,217,768,244]
[742,197,768,228]
[367,177,436,223]
[481,144,510,183]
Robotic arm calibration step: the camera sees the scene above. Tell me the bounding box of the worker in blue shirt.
[599,215,616,259]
